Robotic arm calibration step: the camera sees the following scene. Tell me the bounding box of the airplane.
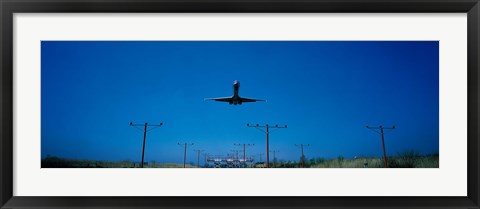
[205,80,266,105]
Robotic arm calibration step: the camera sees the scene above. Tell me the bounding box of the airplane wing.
[240,97,266,103]
[204,97,234,102]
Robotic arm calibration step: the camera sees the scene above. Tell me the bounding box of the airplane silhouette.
[205,80,266,105]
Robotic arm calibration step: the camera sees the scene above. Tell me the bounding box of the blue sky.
[41,41,439,164]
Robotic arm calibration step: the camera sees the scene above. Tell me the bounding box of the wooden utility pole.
[295,144,309,168]
[203,153,209,168]
[247,123,287,168]
[366,125,396,168]
[193,149,204,168]
[178,142,194,168]
[256,153,264,167]
[129,122,163,168]
[269,150,280,168]
[230,150,242,167]
[234,143,254,168]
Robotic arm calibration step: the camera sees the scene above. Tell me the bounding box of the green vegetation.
[308,152,438,168]
[42,151,438,168]
[41,156,196,168]
[253,152,438,168]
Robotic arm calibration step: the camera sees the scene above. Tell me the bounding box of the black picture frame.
[1,0,479,208]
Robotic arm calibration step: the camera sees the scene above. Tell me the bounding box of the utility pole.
[178,142,194,168]
[230,150,242,168]
[366,125,395,168]
[269,150,280,168]
[247,123,287,168]
[234,143,254,168]
[193,149,204,168]
[257,153,264,163]
[203,152,209,168]
[129,122,163,168]
[295,144,310,168]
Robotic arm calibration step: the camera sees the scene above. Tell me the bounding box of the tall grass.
[310,152,438,168]
[310,157,384,168]
[41,156,196,168]
[42,151,439,168]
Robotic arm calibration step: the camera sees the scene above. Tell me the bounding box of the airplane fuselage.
[232,81,241,105]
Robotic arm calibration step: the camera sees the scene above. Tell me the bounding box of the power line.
[295,144,310,168]
[129,122,163,168]
[234,143,254,168]
[247,123,287,168]
[178,142,194,168]
[366,124,396,168]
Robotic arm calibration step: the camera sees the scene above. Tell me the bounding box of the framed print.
[1,0,479,208]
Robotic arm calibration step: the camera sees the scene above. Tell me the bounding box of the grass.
[41,156,197,168]
[42,151,439,168]
[310,152,439,168]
